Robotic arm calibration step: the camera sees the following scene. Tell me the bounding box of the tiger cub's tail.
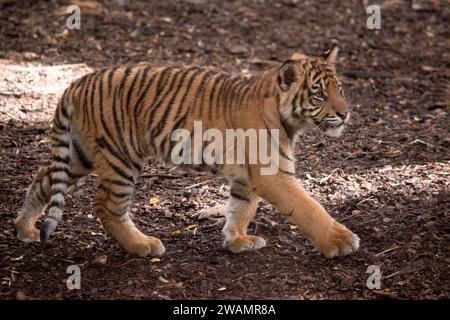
[40,94,74,242]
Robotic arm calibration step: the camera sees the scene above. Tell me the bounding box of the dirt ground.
[0,0,449,300]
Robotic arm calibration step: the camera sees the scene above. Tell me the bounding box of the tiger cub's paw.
[14,217,41,243]
[123,235,166,257]
[224,235,267,253]
[315,221,360,259]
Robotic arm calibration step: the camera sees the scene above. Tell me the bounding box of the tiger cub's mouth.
[315,111,350,137]
[323,123,345,137]
[317,117,348,138]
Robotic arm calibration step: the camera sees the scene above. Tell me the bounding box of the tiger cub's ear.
[322,45,339,64]
[277,60,298,91]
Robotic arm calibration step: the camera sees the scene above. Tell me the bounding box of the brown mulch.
[0,0,449,300]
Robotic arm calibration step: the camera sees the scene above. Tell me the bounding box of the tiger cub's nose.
[336,112,348,120]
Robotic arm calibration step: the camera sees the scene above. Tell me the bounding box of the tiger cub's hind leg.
[94,172,165,257]
[16,139,92,243]
[221,178,265,253]
[15,166,52,242]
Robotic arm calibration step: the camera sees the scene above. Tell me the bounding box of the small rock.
[94,255,108,265]
[164,209,173,218]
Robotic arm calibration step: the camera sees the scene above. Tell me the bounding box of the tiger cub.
[15,46,359,259]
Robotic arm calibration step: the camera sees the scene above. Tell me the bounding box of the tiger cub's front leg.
[94,178,166,257]
[252,169,359,258]
[222,167,266,253]
[93,155,165,257]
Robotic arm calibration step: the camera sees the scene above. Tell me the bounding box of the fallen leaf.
[197,204,225,220]
[421,65,435,72]
[150,257,161,263]
[161,17,172,23]
[185,224,198,231]
[217,28,229,35]
[149,196,160,206]
[60,29,69,39]
[11,255,23,261]
[218,287,227,291]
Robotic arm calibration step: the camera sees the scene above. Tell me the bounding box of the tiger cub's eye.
[313,90,326,102]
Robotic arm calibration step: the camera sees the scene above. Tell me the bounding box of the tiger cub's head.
[277,46,349,138]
